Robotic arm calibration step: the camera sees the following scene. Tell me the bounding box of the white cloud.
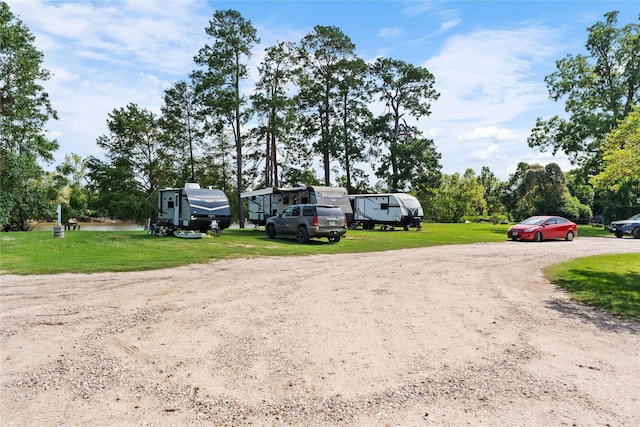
[378,27,405,40]
[424,26,560,124]
[401,0,438,17]
[411,23,571,179]
[13,0,209,75]
[468,144,501,160]
[459,126,518,141]
[440,18,461,32]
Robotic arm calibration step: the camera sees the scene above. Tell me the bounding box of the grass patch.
[0,222,615,275]
[545,253,640,320]
[1,223,512,275]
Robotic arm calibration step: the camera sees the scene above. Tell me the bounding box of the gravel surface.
[1,236,639,426]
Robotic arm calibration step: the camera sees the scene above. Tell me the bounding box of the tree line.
[2,3,639,230]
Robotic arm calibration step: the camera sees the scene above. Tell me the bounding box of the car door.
[286,206,301,234]
[275,206,294,234]
[542,218,558,238]
[554,217,570,238]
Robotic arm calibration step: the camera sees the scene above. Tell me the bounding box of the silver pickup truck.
[265,204,347,243]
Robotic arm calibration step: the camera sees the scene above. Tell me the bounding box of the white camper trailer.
[157,183,231,232]
[241,185,353,226]
[350,193,423,230]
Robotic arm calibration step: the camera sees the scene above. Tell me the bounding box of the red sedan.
[507,216,577,242]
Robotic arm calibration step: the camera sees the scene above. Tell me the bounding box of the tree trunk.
[235,62,245,228]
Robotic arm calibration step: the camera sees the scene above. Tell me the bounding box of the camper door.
[160,191,181,226]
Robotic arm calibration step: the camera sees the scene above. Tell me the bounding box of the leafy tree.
[160,80,205,184]
[251,41,298,187]
[478,166,506,218]
[55,153,88,224]
[369,57,440,191]
[280,166,322,188]
[334,57,374,193]
[565,169,595,209]
[297,25,356,185]
[503,162,591,221]
[86,104,165,223]
[1,2,59,230]
[192,9,259,228]
[591,105,640,221]
[392,133,441,193]
[591,105,640,192]
[422,169,486,223]
[528,11,640,176]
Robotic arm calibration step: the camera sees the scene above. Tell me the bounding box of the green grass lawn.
[545,253,640,320]
[0,223,612,275]
[1,222,516,275]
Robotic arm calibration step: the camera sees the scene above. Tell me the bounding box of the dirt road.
[1,237,639,426]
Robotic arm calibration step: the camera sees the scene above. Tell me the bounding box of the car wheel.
[511,237,518,241]
[296,227,310,243]
[616,233,623,238]
[266,224,276,239]
[565,231,574,241]
[633,228,640,239]
[328,235,341,243]
[534,232,543,242]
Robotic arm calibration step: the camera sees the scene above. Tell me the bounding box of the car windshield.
[521,217,546,225]
[628,213,640,220]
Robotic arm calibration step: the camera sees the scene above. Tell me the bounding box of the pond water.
[30,221,145,232]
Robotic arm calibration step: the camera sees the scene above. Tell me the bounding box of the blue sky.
[8,1,639,182]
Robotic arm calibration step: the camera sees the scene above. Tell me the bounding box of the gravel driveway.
[1,236,639,426]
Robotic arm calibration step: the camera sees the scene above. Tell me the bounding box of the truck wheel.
[616,233,623,238]
[633,228,640,239]
[296,227,310,243]
[266,224,276,239]
[328,235,341,243]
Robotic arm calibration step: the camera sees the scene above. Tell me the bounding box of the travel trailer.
[241,185,353,226]
[157,183,231,232]
[350,193,423,230]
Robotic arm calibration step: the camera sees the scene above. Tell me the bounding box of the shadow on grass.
[545,298,640,334]
[487,230,509,238]
[546,269,640,333]
[263,237,338,246]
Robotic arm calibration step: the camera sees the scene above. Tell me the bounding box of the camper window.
[301,197,309,203]
[381,203,389,210]
[168,200,174,208]
[283,196,289,204]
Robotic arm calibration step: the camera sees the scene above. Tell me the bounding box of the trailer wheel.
[266,224,276,239]
[296,227,310,243]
